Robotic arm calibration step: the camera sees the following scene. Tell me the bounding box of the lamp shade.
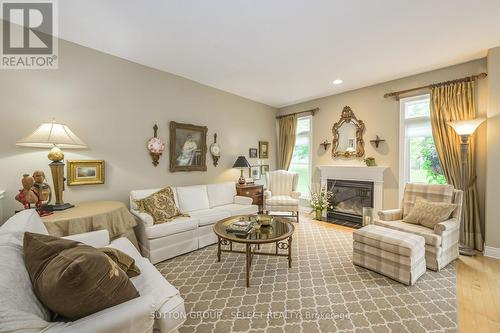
[16,122,87,149]
[232,156,250,168]
[447,118,486,136]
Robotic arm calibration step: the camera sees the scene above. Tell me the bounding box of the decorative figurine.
[147,124,166,167]
[15,174,39,209]
[32,170,52,205]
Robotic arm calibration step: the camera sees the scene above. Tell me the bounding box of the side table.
[42,201,139,248]
[236,183,264,213]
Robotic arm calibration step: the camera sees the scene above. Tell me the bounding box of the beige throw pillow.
[403,197,456,228]
[98,247,141,278]
[134,187,186,224]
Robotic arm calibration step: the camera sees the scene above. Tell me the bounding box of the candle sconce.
[320,140,331,151]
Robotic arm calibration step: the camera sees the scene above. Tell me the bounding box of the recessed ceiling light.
[333,79,343,85]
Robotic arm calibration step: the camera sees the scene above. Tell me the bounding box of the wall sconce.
[320,140,331,151]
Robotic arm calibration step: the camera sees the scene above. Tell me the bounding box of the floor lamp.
[447,118,486,256]
[16,120,87,211]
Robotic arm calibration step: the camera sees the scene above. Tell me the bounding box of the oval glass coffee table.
[213,215,295,287]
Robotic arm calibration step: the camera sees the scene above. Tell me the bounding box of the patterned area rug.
[156,220,457,333]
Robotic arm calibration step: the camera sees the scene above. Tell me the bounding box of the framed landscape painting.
[67,160,105,186]
[170,121,208,172]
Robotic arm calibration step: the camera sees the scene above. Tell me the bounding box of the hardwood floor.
[303,213,500,333]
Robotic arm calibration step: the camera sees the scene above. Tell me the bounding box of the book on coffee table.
[226,220,255,235]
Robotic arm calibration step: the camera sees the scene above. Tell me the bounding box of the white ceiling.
[58,1,500,107]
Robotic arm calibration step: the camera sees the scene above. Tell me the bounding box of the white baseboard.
[484,246,500,259]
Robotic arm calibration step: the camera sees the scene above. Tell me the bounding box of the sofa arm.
[434,218,460,235]
[64,294,155,333]
[63,230,110,247]
[234,196,253,205]
[291,191,301,199]
[377,209,403,221]
[264,190,272,200]
[130,209,154,227]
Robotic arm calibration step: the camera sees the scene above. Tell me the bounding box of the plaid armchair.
[376,183,463,271]
[264,170,300,222]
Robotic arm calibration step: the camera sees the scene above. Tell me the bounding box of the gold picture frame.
[67,160,105,186]
[169,121,208,172]
[258,141,269,159]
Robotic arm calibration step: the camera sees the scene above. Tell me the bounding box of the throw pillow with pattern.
[134,187,186,224]
[403,197,457,228]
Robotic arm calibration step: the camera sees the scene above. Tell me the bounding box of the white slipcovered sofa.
[130,182,258,264]
[0,209,185,333]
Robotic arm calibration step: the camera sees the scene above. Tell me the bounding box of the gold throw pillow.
[403,197,456,229]
[134,187,186,224]
[98,247,141,278]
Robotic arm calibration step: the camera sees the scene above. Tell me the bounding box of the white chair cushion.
[188,209,230,227]
[214,204,258,216]
[175,185,210,213]
[206,182,237,208]
[265,195,299,206]
[0,209,48,235]
[146,217,198,239]
[374,220,442,247]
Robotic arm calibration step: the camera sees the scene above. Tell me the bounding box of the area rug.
[156,220,457,333]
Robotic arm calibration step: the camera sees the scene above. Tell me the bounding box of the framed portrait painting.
[67,160,105,186]
[249,148,258,158]
[170,121,208,172]
[258,141,269,159]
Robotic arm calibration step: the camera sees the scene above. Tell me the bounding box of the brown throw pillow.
[134,187,186,224]
[98,247,141,278]
[23,232,139,321]
[403,197,457,229]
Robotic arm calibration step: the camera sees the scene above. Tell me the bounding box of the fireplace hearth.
[327,179,374,226]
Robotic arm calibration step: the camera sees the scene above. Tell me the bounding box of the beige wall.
[486,47,500,249]
[0,39,277,222]
[278,59,488,227]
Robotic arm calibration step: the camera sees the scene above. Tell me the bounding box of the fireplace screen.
[327,179,374,224]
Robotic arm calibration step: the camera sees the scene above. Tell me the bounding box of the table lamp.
[16,120,88,211]
[447,117,486,256]
[232,156,250,185]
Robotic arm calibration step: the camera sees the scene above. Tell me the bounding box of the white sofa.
[130,182,258,264]
[0,209,185,333]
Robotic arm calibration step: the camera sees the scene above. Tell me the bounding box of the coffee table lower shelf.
[216,236,293,287]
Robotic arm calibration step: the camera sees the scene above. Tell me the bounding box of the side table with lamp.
[16,120,88,211]
[232,156,263,213]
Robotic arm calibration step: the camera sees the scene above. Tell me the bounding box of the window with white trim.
[289,116,312,197]
[399,95,447,196]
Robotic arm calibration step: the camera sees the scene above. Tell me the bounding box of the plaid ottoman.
[353,224,426,285]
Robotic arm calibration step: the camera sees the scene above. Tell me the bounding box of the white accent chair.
[0,209,185,333]
[376,183,463,271]
[130,182,258,264]
[264,170,301,223]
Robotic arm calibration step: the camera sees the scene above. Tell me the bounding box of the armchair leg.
[296,211,299,223]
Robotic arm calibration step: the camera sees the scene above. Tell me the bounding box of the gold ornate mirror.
[332,106,365,158]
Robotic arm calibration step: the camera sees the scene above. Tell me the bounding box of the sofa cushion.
[403,197,457,228]
[0,209,48,235]
[23,232,139,321]
[145,216,198,239]
[134,187,184,224]
[207,182,237,208]
[176,185,210,213]
[213,204,258,216]
[402,183,454,218]
[374,220,442,247]
[0,232,54,332]
[189,209,231,227]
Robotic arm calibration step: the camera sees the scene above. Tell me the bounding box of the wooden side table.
[236,183,264,213]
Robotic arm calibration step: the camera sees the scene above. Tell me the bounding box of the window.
[289,116,312,197]
[399,95,447,196]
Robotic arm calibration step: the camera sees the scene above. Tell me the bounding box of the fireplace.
[327,179,374,225]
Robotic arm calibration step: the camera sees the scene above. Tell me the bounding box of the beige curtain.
[277,114,297,170]
[430,80,483,251]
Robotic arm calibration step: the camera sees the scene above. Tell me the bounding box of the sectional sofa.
[130,182,259,264]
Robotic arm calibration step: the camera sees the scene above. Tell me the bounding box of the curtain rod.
[276,107,319,119]
[384,72,487,100]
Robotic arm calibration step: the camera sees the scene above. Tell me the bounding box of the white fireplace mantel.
[317,165,388,214]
